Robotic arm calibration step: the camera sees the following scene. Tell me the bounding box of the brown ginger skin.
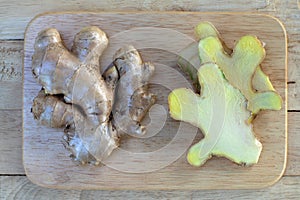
[32,27,112,126]
[32,89,100,164]
[32,89,119,164]
[31,28,156,164]
[112,45,156,135]
[72,26,109,69]
[32,89,74,129]
[31,27,118,164]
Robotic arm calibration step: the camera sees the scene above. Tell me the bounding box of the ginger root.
[32,89,74,129]
[112,45,156,135]
[31,27,155,164]
[178,22,281,114]
[32,90,118,164]
[194,22,275,92]
[199,35,282,114]
[169,63,262,167]
[32,89,100,164]
[169,22,284,167]
[32,27,112,126]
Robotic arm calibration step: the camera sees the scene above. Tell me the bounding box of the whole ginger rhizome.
[31,27,155,165]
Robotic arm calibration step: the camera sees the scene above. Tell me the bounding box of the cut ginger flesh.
[178,22,281,115]
[198,35,282,114]
[169,63,262,167]
[169,22,283,167]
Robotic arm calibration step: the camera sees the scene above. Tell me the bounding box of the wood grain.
[0,0,299,198]
[0,41,23,81]
[0,0,270,40]
[0,110,24,174]
[0,111,299,176]
[282,1,300,111]
[0,0,300,199]
[0,82,22,110]
[23,12,287,190]
[286,112,300,176]
[1,176,300,199]
[288,82,300,110]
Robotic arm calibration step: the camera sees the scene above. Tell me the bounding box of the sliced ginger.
[198,35,282,114]
[178,22,278,107]
[169,63,262,166]
[171,22,283,167]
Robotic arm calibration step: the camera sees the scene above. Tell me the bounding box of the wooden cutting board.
[23,12,287,190]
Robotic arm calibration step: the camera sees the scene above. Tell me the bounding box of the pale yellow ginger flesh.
[169,63,262,167]
[178,21,277,94]
[198,35,282,114]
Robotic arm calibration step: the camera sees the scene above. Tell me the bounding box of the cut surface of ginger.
[169,63,262,167]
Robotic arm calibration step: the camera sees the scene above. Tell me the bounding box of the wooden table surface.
[0,0,299,199]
